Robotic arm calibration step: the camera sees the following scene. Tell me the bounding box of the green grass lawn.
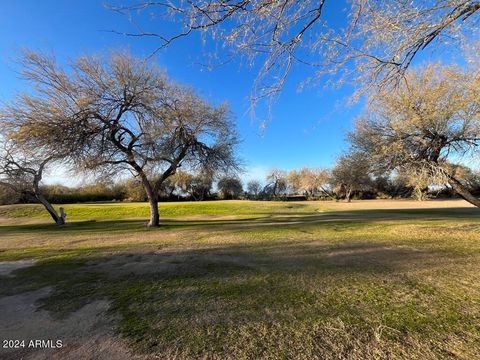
[1,200,479,359]
[0,200,318,220]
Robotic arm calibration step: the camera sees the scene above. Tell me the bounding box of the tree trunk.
[346,188,352,202]
[447,176,480,208]
[147,195,160,227]
[135,170,161,227]
[36,194,66,225]
[31,164,66,226]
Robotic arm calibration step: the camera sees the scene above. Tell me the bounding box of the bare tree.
[286,170,302,195]
[0,141,66,225]
[0,184,19,205]
[331,152,372,202]
[350,64,480,207]
[109,1,479,102]
[298,167,334,199]
[2,51,240,227]
[173,170,213,200]
[217,176,243,199]
[246,179,262,199]
[266,169,287,197]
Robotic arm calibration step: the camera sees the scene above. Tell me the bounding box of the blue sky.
[1,1,363,184]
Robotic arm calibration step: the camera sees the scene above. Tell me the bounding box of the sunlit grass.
[0,200,321,221]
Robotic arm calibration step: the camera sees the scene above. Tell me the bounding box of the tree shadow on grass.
[0,239,455,302]
[1,207,479,235]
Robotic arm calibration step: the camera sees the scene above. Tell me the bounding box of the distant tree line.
[4,160,478,206]
[0,169,243,205]
[0,171,223,205]
[245,165,480,202]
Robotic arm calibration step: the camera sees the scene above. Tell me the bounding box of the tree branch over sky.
[108,0,480,104]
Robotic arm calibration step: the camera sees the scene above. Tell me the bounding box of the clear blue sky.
[0,1,362,184]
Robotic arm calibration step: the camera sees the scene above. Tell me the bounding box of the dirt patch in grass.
[0,287,143,360]
[0,260,36,276]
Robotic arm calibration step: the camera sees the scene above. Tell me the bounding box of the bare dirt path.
[0,261,147,359]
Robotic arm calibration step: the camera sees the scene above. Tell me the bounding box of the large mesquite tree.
[350,64,480,207]
[3,51,239,227]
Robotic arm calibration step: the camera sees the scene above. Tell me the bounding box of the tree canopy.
[350,64,480,206]
[2,51,240,226]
